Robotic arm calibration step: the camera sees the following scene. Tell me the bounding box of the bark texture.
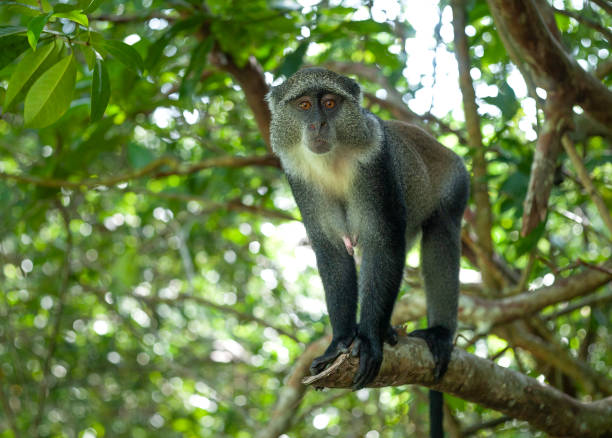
[303,336,612,437]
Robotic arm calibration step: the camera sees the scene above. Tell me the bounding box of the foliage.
[0,0,611,437]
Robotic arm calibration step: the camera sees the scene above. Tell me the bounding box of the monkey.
[267,67,469,438]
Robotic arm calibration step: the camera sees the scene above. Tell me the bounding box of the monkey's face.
[291,92,343,154]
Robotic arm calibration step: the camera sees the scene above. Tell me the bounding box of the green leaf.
[179,37,214,100]
[5,1,43,16]
[26,13,52,50]
[483,81,519,121]
[91,58,110,121]
[24,54,76,128]
[53,3,81,13]
[4,40,62,110]
[277,42,308,78]
[0,27,30,70]
[93,39,144,74]
[53,11,89,27]
[145,17,202,70]
[128,142,154,169]
[0,25,27,38]
[515,221,546,257]
[80,44,97,70]
[82,0,107,14]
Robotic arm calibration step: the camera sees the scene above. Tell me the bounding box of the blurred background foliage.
[0,0,611,437]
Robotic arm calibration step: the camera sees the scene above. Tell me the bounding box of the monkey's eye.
[297,100,312,110]
[323,99,336,109]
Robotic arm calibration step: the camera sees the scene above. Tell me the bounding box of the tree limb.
[487,0,612,127]
[255,337,329,438]
[391,260,612,328]
[452,0,497,290]
[302,336,612,437]
[0,154,280,189]
[561,135,612,237]
[553,7,612,43]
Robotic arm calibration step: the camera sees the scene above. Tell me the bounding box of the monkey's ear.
[265,84,284,114]
[342,76,361,101]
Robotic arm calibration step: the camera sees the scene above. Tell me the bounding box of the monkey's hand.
[408,326,453,381]
[310,333,356,376]
[350,325,397,390]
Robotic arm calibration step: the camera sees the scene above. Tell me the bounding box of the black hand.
[310,333,356,375]
[350,330,383,390]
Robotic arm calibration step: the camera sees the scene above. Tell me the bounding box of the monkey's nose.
[309,121,326,131]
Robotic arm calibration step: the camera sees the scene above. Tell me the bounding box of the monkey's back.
[383,120,467,224]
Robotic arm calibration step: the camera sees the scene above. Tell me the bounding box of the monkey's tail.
[429,389,444,438]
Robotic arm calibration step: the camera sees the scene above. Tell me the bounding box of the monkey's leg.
[309,237,359,375]
[352,235,406,389]
[409,210,461,381]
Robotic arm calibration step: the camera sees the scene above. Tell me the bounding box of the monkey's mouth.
[307,138,332,154]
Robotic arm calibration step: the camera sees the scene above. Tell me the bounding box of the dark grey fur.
[267,68,468,436]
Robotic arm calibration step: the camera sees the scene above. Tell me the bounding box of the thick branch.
[303,336,612,437]
[210,52,271,146]
[392,260,612,327]
[487,0,612,127]
[452,0,496,290]
[497,322,612,395]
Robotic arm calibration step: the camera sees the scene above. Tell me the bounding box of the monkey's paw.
[408,326,453,381]
[310,334,355,376]
[350,331,383,390]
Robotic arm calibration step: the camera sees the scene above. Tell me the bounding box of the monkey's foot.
[384,325,399,346]
[310,334,356,376]
[408,326,453,381]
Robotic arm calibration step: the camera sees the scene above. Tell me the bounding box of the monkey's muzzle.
[307,138,332,154]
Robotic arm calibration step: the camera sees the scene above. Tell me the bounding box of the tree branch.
[561,135,612,237]
[520,92,572,235]
[487,0,612,127]
[553,7,612,43]
[0,154,280,189]
[392,260,612,327]
[254,337,329,438]
[452,0,497,290]
[210,51,272,147]
[32,205,72,434]
[302,336,612,437]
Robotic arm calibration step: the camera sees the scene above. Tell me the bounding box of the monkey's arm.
[352,221,406,389]
[287,177,359,374]
[351,161,408,389]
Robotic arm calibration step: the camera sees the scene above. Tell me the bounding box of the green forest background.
[0,0,611,437]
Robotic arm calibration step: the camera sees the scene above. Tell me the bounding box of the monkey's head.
[266,68,379,161]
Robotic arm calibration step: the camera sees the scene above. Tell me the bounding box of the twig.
[544,289,612,320]
[90,13,177,23]
[31,204,72,434]
[120,187,296,221]
[293,390,351,426]
[0,372,20,438]
[462,415,513,436]
[143,293,300,343]
[553,7,612,43]
[561,134,612,237]
[591,0,612,15]
[0,155,280,190]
